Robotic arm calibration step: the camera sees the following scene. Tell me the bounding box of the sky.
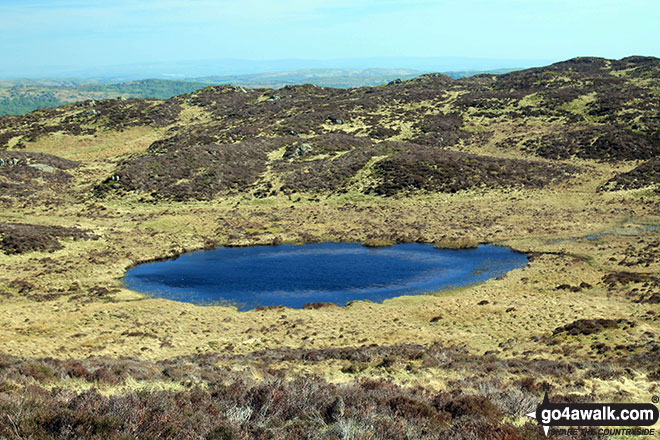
[1,0,659,77]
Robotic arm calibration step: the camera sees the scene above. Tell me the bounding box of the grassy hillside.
[0,56,659,438]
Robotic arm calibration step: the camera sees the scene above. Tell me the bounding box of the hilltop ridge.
[2,56,658,203]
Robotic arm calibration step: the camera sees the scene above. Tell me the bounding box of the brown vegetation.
[0,222,96,255]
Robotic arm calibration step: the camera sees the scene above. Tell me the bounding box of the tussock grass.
[433,237,479,249]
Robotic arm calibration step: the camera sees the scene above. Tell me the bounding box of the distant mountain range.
[1,56,552,79]
[0,67,520,116]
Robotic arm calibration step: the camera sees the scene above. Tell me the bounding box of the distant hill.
[0,79,212,116]
[0,55,551,78]
[0,68,524,116]
[75,79,213,99]
[440,68,520,78]
[194,68,422,89]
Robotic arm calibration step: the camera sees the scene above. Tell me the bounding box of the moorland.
[0,56,659,439]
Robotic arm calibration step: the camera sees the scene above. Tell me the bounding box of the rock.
[27,163,56,173]
[289,143,313,158]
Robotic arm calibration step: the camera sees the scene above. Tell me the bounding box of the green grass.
[559,92,599,123]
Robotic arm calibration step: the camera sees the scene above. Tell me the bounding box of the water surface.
[124,243,527,310]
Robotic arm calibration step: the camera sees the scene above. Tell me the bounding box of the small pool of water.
[124,243,528,310]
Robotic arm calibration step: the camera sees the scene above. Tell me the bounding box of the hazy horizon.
[2,1,658,79]
[0,55,557,80]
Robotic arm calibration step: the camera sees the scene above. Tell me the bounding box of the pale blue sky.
[1,0,659,77]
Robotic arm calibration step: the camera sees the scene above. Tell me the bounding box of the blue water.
[124,243,528,311]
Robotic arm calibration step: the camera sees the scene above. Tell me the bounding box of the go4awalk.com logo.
[526,392,659,437]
